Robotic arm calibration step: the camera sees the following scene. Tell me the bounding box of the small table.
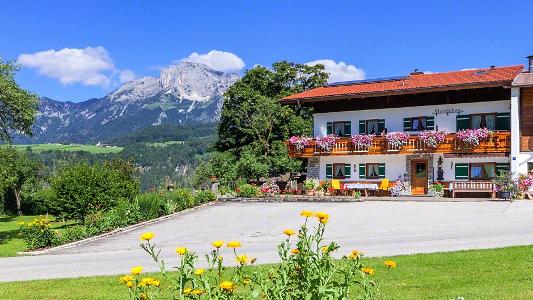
[344,183,378,197]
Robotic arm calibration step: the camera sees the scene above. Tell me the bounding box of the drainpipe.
[510,87,520,175]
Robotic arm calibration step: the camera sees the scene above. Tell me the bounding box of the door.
[411,160,428,195]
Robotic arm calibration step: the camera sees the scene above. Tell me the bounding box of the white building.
[282,57,533,196]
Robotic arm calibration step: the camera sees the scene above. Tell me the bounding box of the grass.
[0,215,73,257]
[147,141,184,147]
[0,245,531,299]
[13,144,123,154]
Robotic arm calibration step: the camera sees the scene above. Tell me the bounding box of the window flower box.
[386,132,410,149]
[288,136,311,152]
[456,128,492,146]
[350,134,375,151]
[419,130,447,148]
[316,135,338,152]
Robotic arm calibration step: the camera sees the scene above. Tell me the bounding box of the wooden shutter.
[403,118,412,131]
[496,113,510,131]
[343,121,352,136]
[358,120,366,134]
[344,164,351,178]
[456,115,470,131]
[426,116,435,130]
[358,164,366,179]
[326,122,333,135]
[496,163,510,175]
[325,164,333,179]
[378,119,386,133]
[378,163,386,179]
[455,163,469,180]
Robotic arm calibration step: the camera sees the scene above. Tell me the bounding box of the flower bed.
[456,128,491,146]
[386,132,410,149]
[419,130,447,148]
[350,134,375,150]
[288,136,311,151]
[316,135,338,152]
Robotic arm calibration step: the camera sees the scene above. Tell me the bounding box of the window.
[404,116,434,131]
[327,121,351,136]
[469,163,496,180]
[366,120,380,135]
[470,113,496,130]
[333,122,347,136]
[366,163,380,179]
[333,164,346,179]
[528,162,533,175]
[411,117,427,131]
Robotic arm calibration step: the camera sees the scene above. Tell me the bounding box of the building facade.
[282,59,533,195]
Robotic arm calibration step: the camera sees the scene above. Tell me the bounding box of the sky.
[1,0,532,102]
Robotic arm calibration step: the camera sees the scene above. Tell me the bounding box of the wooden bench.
[451,181,495,198]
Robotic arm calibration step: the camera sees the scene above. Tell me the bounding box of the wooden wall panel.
[521,87,533,151]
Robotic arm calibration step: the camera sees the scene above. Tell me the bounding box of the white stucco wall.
[517,152,533,174]
[313,100,511,137]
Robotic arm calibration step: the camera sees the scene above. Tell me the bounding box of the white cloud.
[17,46,136,87]
[180,50,245,72]
[119,69,136,83]
[305,59,365,83]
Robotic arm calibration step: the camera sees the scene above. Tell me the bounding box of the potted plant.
[390,179,412,197]
[320,180,332,196]
[428,182,445,197]
[304,178,318,195]
[493,171,519,200]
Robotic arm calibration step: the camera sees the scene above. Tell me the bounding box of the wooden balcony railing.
[286,132,511,157]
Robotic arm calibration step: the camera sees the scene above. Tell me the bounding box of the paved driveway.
[1,201,533,282]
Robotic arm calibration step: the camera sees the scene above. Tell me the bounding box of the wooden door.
[411,160,428,195]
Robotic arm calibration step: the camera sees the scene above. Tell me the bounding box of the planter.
[499,191,511,199]
[306,190,316,196]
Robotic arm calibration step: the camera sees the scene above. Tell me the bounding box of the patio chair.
[331,179,342,196]
[376,178,390,196]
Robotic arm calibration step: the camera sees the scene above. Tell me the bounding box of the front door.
[411,160,428,195]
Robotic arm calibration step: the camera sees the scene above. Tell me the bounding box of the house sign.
[432,108,464,116]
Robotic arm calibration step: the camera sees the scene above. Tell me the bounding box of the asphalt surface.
[1,201,533,282]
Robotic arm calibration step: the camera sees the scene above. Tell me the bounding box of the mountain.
[16,62,239,144]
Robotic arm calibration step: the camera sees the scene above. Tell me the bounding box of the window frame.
[469,162,497,180]
[528,162,533,175]
[365,119,380,135]
[469,113,497,130]
[410,116,428,131]
[365,163,380,179]
[332,163,346,179]
[332,121,347,136]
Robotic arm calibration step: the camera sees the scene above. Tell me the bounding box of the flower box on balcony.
[456,128,492,147]
[419,130,447,148]
[386,132,410,150]
[316,135,338,152]
[350,134,375,151]
[288,136,311,152]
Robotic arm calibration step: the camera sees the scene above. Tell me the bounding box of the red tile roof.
[282,65,524,103]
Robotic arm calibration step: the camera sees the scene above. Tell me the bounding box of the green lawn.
[0,245,531,299]
[0,215,72,257]
[146,140,184,147]
[13,144,123,154]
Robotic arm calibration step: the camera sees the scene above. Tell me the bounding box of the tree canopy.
[0,59,40,142]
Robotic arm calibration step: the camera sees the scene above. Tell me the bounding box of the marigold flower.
[219,280,236,292]
[227,241,242,248]
[152,280,161,287]
[300,210,314,218]
[175,247,187,255]
[384,260,397,269]
[120,275,134,283]
[126,281,133,288]
[236,254,248,265]
[291,248,300,254]
[361,267,375,275]
[283,229,296,236]
[321,246,329,253]
[218,255,224,261]
[212,240,224,248]
[140,293,148,300]
[140,232,155,241]
[139,277,155,287]
[349,250,362,259]
[183,287,192,295]
[242,277,251,285]
[191,289,205,295]
[194,268,205,276]
[130,266,143,275]
[319,217,329,224]
[315,211,329,221]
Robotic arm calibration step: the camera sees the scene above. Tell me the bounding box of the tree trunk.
[14,189,22,216]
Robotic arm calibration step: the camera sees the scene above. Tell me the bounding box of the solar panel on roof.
[326,75,408,87]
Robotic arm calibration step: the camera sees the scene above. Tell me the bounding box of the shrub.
[304,178,319,191]
[428,182,445,197]
[60,225,89,243]
[193,190,216,204]
[19,217,60,250]
[136,192,167,221]
[236,184,261,198]
[49,160,140,221]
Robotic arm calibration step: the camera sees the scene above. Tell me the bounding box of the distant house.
[282,56,533,195]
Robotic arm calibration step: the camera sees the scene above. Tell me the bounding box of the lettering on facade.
[432,108,464,116]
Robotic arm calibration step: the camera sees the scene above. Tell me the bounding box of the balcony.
[286,132,511,158]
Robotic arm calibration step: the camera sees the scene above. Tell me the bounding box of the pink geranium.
[456,128,491,146]
[386,132,410,149]
[316,134,338,152]
[419,130,447,148]
[288,136,311,151]
[350,134,375,150]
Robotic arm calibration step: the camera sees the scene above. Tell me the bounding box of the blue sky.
[2,0,532,102]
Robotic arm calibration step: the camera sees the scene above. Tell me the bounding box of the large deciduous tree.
[0,59,39,142]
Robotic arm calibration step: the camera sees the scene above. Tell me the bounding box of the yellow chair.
[376,178,390,196]
[331,179,342,195]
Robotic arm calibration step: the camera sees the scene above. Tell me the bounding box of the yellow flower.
[194,268,205,276]
[126,281,133,288]
[130,266,143,275]
[219,280,236,292]
[191,289,205,295]
[236,254,248,265]
[218,255,224,261]
[139,277,154,287]
[319,217,329,224]
[291,248,300,254]
[140,232,155,241]
[140,293,148,300]
[227,241,242,248]
[361,267,375,275]
[242,277,251,285]
[384,260,397,269]
[120,275,134,283]
[283,229,296,236]
[152,280,161,287]
[349,250,362,259]
[300,210,314,217]
[212,240,224,248]
[321,246,329,253]
[175,247,187,255]
[183,287,192,295]
[315,212,329,223]
[18,221,25,225]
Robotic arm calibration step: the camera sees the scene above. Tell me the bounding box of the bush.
[19,217,60,250]
[163,189,194,212]
[49,160,140,221]
[136,192,167,221]
[193,190,216,204]
[236,184,261,198]
[60,225,89,243]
